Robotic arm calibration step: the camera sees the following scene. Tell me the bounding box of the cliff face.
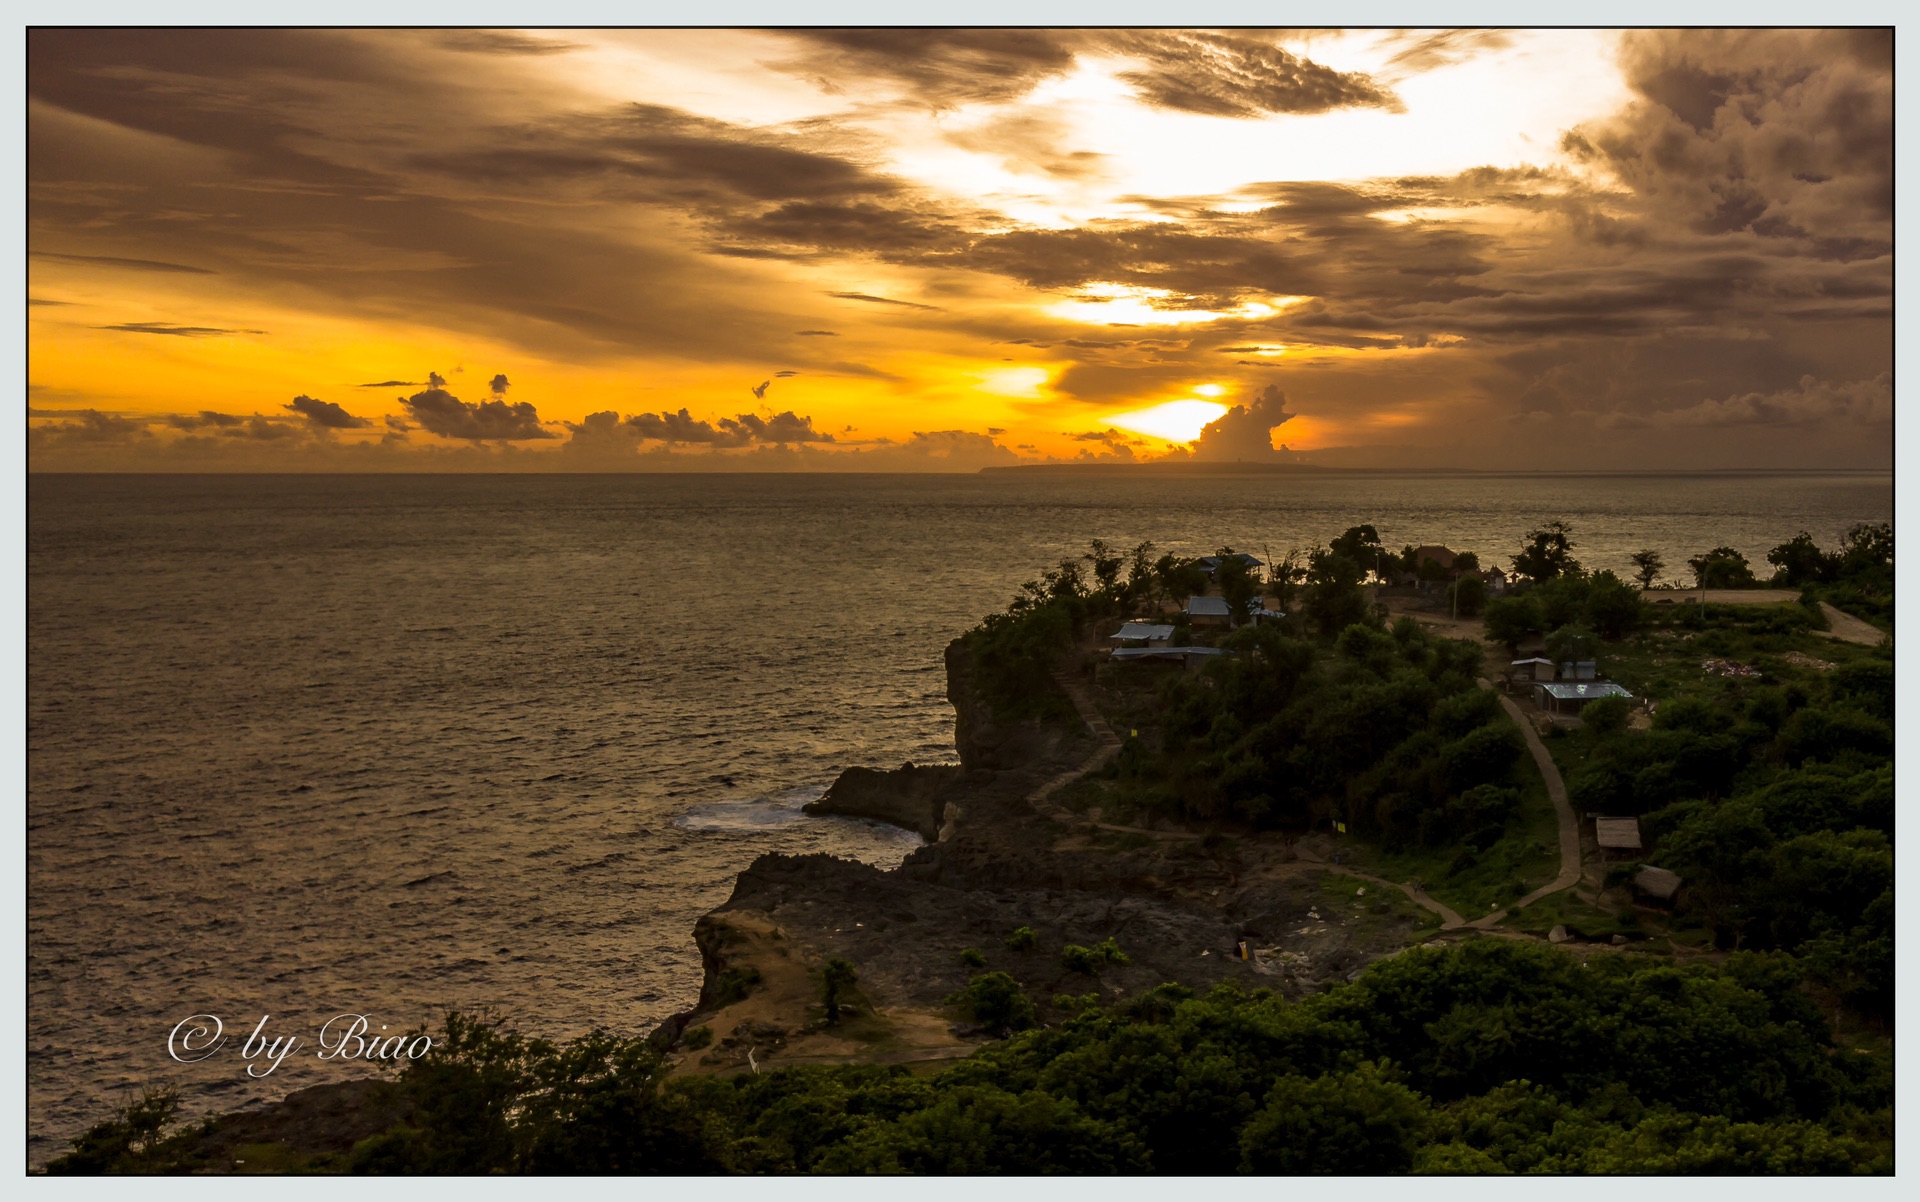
[944,636,1073,773]
[803,763,958,841]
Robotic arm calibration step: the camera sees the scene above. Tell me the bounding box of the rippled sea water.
[26,470,1890,1164]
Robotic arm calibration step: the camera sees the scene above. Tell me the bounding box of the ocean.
[25,469,1891,1165]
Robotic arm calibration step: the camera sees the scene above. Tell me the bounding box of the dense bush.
[58,942,1886,1175]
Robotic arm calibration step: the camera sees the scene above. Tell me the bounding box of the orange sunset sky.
[27,27,1892,471]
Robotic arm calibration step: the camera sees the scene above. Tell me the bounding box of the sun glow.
[1103,399,1229,443]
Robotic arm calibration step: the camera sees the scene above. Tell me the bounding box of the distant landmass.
[980,460,1332,476]
[980,462,1888,478]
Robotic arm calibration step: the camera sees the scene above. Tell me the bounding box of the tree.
[1330,524,1384,569]
[1629,548,1665,589]
[1214,547,1258,627]
[822,958,858,1025]
[1124,541,1158,606]
[1764,532,1828,586]
[947,971,1037,1032]
[1453,550,1480,573]
[1301,544,1370,636]
[1265,548,1306,613]
[1545,625,1596,666]
[1835,522,1892,580]
[1484,594,1543,654]
[1084,540,1124,593]
[1239,1065,1431,1174]
[1448,574,1487,618]
[1688,546,1756,589]
[1583,570,1644,640]
[1153,553,1208,605]
[1512,521,1580,583]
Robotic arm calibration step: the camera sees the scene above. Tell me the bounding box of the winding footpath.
[1468,685,1583,929]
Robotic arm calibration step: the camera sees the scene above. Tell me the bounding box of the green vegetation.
[1689,545,1758,588]
[949,972,1039,1033]
[1003,926,1037,952]
[1112,618,1520,845]
[1059,937,1129,974]
[1548,597,1893,1014]
[958,947,987,968]
[1767,523,1894,626]
[54,943,1891,1174]
[709,965,761,1008]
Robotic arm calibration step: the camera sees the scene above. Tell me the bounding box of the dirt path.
[1816,602,1888,646]
[1474,689,1582,928]
[1026,667,1125,818]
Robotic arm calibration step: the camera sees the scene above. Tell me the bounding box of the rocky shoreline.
[79,632,1435,1169]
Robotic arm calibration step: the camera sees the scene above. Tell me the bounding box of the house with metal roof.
[1594,817,1643,851]
[1183,595,1234,626]
[1110,645,1229,672]
[1533,680,1633,715]
[1197,552,1265,576]
[1110,622,1175,644]
[1510,657,1556,682]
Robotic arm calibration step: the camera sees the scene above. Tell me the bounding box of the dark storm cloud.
[1562,30,1891,242]
[772,29,1078,109]
[402,387,555,440]
[413,103,897,205]
[489,374,511,396]
[30,250,214,274]
[713,200,971,260]
[166,411,246,430]
[93,322,265,337]
[285,395,369,429]
[774,29,1396,119]
[30,409,153,445]
[1104,31,1402,118]
[1638,373,1891,429]
[621,407,833,446]
[30,36,849,365]
[1191,385,1296,460]
[826,291,941,311]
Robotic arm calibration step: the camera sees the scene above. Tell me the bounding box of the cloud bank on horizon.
[26,27,1891,471]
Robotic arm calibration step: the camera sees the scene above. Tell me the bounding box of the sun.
[1103,399,1229,443]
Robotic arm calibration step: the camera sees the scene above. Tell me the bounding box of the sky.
[25,26,1894,471]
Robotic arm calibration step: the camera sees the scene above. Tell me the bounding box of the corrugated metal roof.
[1184,596,1232,616]
[1111,646,1229,661]
[1111,622,1175,642]
[1539,682,1633,700]
[1595,817,1642,848]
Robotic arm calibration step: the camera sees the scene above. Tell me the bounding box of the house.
[1633,866,1683,904]
[1558,660,1599,681]
[1510,657,1556,682]
[1484,567,1510,595]
[1410,545,1457,575]
[1110,622,1174,644]
[1110,645,1229,672]
[1183,595,1234,627]
[1594,817,1643,853]
[1534,680,1633,715]
[1197,552,1265,577]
